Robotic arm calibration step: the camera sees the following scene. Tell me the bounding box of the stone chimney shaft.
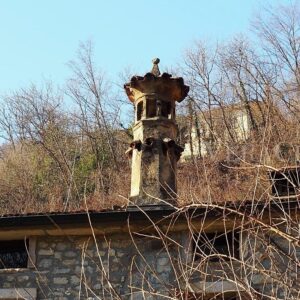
[124,59,189,206]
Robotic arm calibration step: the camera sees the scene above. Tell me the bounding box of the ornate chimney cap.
[124,59,189,103]
[151,58,161,77]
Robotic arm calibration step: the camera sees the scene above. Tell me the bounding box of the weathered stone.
[157,264,171,273]
[85,250,94,257]
[17,275,30,282]
[124,59,189,206]
[56,242,67,251]
[53,291,64,296]
[6,275,15,282]
[39,258,52,268]
[157,257,168,266]
[38,241,49,248]
[93,283,102,289]
[53,268,71,274]
[53,277,68,284]
[117,251,125,258]
[70,275,80,285]
[62,259,76,266]
[74,266,82,273]
[86,266,94,274]
[55,252,62,259]
[101,242,109,249]
[108,248,116,256]
[64,251,77,258]
[38,249,53,255]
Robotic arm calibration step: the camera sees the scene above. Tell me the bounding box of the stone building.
[180,101,273,159]
[0,60,299,300]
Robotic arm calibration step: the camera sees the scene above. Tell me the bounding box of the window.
[136,101,143,121]
[193,231,239,262]
[0,238,36,299]
[270,167,300,197]
[146,99,156,118]
[161,101,172,118]
[0,239,28,269]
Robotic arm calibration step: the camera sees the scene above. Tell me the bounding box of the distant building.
[180,101,270,159]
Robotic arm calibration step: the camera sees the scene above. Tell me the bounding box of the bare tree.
[252,1,300,113]
[67,41,121,171]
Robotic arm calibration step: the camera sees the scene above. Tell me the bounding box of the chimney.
[124,58,189,206]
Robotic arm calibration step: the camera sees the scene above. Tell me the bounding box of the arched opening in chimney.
[161,101,172,119]
[146,99,156,118]
[136,101,143,121]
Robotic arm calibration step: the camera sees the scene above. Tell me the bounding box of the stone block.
[64,251,77,258]
[38,249,53,256]
[53,277,69,284]
[39,258,52,268]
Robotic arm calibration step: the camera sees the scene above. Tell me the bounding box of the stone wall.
[0,232,187,300]
[239,226,300,299]
[0,227,299,299]
[183,227,300,299]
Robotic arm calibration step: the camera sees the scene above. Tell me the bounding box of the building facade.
[0,203,299,300]
[180,102,267,159]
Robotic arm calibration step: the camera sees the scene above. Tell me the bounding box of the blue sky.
[0,0,291,94]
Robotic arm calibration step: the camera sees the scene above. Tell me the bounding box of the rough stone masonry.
[0,232,188,299]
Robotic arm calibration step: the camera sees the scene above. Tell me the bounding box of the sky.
[0,0,292,95]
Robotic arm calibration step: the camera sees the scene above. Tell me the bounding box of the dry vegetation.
[0,3,300,215]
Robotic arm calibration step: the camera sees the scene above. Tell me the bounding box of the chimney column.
[124,59,189,206]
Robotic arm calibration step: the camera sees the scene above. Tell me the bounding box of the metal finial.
[151,58,160,76]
